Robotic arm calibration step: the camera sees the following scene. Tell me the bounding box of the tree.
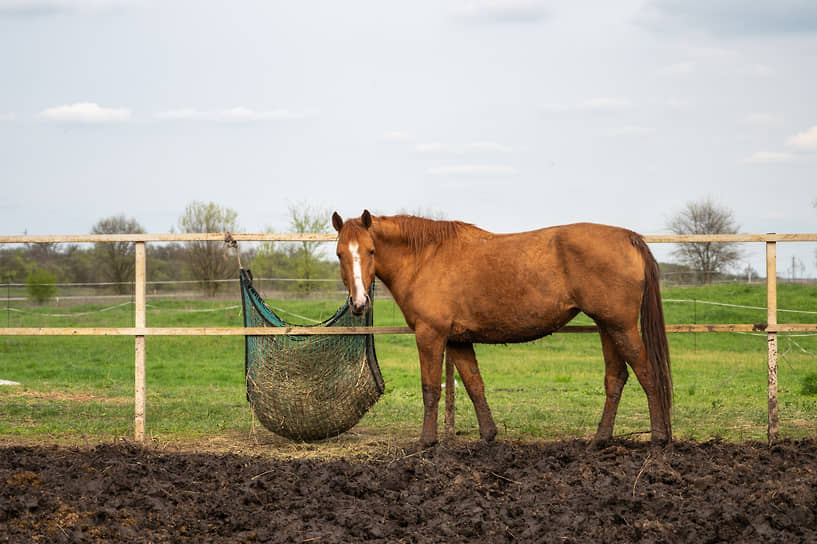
[91,215,145,294]
[177,201,239,296]
[26,268,57,304]
[667,198,741,284]
[251,203,336,295]
[0,248,30,283]
[287,202,333,294]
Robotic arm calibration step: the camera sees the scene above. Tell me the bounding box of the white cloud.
[743,151,797,164]
[661,61,696,77]
[606,125,654,137]
[155,107,315,122]
[37,102,130,123]
[541,97,631,115]
[745,112,784,126]
[786,125,817,151]
[648,98,695,112]
[381,131,411,142]
[415,141,514,153]
[540,103,570,114]
[451,0,549,23]
[426,164,519,176]
[738,63,774,78]
[581,97,631,112]
[0,112,15,121]
[742,125,817,165]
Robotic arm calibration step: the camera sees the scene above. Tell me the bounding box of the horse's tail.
[633,235,673,441]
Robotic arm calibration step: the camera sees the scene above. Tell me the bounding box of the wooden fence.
[1,232,816,444]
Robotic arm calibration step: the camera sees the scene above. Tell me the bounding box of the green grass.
[1,283,816,446]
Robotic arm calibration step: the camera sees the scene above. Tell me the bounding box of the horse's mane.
[385,215,476,253]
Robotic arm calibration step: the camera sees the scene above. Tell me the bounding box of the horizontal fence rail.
[2,231,817,444]
[2,232,816,244]
[2,324,816,336]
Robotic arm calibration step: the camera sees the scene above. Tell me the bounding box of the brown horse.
[332,210,672,447]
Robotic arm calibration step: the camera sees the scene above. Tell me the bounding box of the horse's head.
[332,210,375,316]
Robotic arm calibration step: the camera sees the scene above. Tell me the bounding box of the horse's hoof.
[480,427,497,442]
[587,437,610,451]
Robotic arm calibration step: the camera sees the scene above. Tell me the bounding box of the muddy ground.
[2,438,816,543]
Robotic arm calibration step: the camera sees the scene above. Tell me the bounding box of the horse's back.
[431,222,647,342]
[483,222,644,280]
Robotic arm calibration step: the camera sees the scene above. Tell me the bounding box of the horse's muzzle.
[350,294,371,316]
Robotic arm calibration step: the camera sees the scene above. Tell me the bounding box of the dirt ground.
[2,437,816,543]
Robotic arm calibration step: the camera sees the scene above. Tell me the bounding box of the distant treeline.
[0,242,339,296]
[1,241,761,292]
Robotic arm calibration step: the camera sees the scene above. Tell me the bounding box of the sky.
[1,0,816,278]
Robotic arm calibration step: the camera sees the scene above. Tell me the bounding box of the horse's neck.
[371,219,421,297]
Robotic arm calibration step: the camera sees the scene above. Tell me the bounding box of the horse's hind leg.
[446,342,497,442]
[605,326,670,444]
[593,328,630,447]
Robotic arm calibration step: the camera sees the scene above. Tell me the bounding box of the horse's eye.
[336,252,341,260]
[369,249,375,256]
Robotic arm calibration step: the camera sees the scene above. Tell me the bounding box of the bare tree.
[91,215,145,294]
[667,198,741,284]
[178,201,239,296]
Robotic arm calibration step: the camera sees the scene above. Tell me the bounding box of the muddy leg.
[415,323,447,447]
[447,342,497,442]
[608,328,670,444]
[592,328,629,447]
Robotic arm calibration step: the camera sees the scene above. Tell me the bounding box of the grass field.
[1,283,816,448]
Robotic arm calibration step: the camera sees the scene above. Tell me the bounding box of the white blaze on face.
[348,241,367,307]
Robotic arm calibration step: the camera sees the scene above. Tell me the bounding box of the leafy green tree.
[250,203,338,295]
[26,268,57,304]
[91,215,145,294]
[0,248,30,283]
[177,201,239,296]
[287,202,333,294]
[667,198,741,284]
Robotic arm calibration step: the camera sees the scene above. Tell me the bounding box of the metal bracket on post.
[225,232,242,270]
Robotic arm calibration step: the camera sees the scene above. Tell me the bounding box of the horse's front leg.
[415,322,447,447]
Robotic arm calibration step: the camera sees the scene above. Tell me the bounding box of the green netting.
[240,269,385,441]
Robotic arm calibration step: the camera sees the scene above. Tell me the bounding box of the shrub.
[802,373,817,397]
[26,268,57,304]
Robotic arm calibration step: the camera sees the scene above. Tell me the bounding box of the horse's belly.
[449,312,573,344]
[451,329,553,344]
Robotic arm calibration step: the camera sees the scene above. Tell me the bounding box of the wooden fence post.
[134,241,146,442]
[766,239,778,445]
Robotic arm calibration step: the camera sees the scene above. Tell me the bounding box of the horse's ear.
[332,212,344,232]
[361,210,372,229]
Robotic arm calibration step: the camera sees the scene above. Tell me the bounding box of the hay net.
[240,269,385,441]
